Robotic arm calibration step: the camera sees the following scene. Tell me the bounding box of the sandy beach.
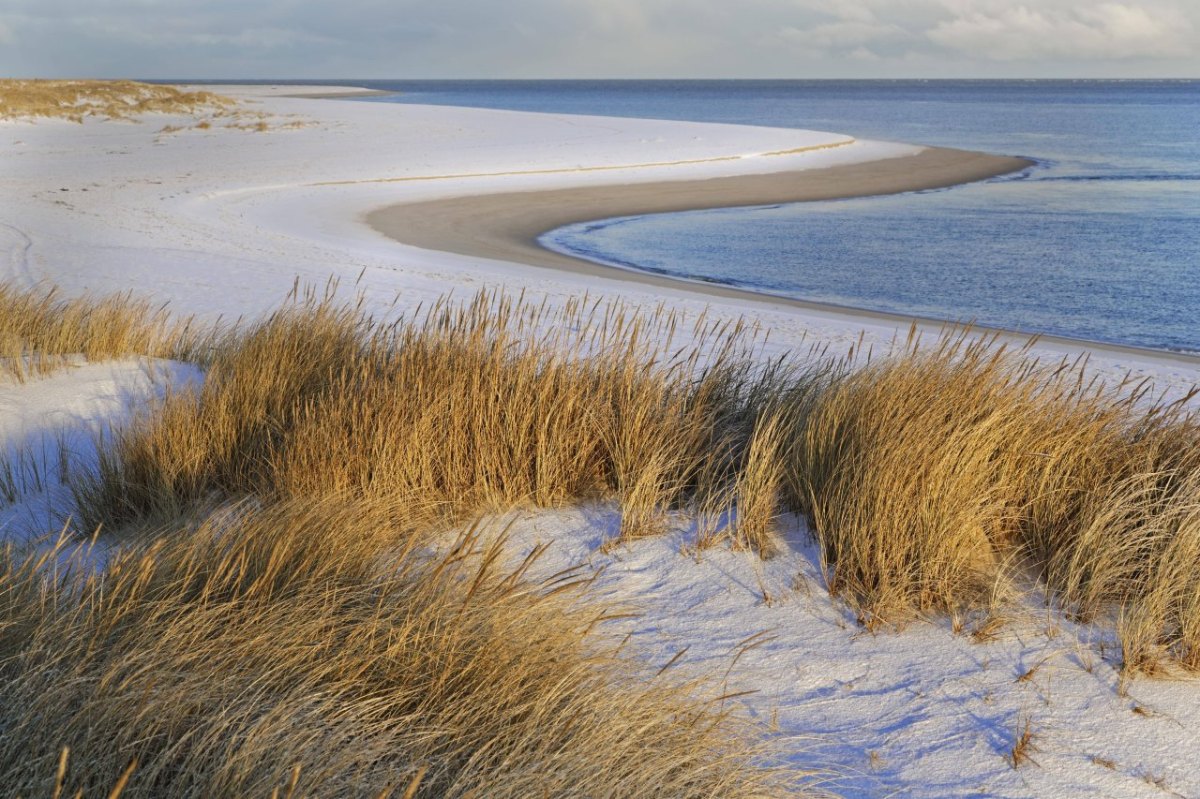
[281,89,397,99]
[5,83,1196,376]
[367,146,1200,368]
[5,83,1197,380]
[367,146,1029,280]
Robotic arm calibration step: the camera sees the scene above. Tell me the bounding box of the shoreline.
[280,89,397,99]
[367,146,1200,367]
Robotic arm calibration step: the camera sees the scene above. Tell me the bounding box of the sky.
[1,0,1197,79]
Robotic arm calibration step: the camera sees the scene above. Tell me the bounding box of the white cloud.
[796,2,878,24]
[584,1,651,35]
[0,0,1197,78]
[183,27,341,51]
[928,2,1196,60]
[780,20,907,50]
[849,46,882,61]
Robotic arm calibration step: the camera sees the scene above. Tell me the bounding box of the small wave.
[541,235,754,290]
[1032,174,1200,183]
[986,158,1053,183]
[573,215,647,235]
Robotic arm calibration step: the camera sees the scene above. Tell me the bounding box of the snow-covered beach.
[6,84,1197,379]
[5,84,1200,798]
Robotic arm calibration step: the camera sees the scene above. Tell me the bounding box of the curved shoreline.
[366,146,1200,367]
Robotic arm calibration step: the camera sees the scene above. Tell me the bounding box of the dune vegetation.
[2,277,1200,793]
[0,500,795,798]
[0,79,234,123]
[0,283,213,382]
[1,282,807,797]
[779,336,1200,673]
[73,286,793,552]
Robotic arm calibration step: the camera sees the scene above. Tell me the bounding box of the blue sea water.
[334,80,1196,352]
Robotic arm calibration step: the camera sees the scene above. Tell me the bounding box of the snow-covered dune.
[4,85,1200,798]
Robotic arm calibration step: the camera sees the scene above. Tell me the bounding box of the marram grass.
[6,278,1200,681]
[0,79,233,123]
[777,332,1200,670]
[0,499,800,797]
[0,283,214,382]
[74,287,791,552]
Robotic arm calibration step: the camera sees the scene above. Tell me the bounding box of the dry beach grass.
[777,332,1200,671]
[0,500,794,798]
[0,283,213,382]
[3,277,1200,792]
[49,282,1200,674]
[0,282,209,510]
[74,285,790,551]
[0,283,805,796]
[5,280,1200,667]
[0,79,233,123]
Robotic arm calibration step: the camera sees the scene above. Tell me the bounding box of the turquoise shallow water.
[206,80,1200,352]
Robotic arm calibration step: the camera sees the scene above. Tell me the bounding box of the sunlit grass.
[6,278,1200,682]
[777,332,1200,672]
[0,79,234,122]
[0,283,214,383]
[74,287,790,551]
[0,499,798,797]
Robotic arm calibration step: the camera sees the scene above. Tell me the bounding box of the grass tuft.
[8,278,1200,675]
[0,283,214,382]
[774,330,1200,668]
[1007,716,1039,768]
[0,498,797,797]
[73,289,783,552]
[0,79,233,123]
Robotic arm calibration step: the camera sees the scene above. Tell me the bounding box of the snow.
[3,85,1200,797]
[0,358,202,546]
[4,84,1195,392]
[487,506,1200,799]
[1,84,871,323]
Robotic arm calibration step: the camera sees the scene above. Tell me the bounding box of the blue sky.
[1,0,1197,78]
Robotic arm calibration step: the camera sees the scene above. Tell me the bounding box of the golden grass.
[0,283,215,383]
[776,332,1200,671]
[0,498,797,797]
[8,278,1200,676]
[782,335,1061,618]
[0,79,233,122]
[75,288,786,550]
[1007,716,1039,768]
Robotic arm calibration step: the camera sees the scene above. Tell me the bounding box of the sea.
[246,80,1200,352]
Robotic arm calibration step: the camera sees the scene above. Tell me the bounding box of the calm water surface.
[249,80,1200,352]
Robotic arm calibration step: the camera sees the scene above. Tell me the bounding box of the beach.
[5,83,1200,798]
[4,84,1197,381]
[366,146,1029,292]
[368,144,1200,370]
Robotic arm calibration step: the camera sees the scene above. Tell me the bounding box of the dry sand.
[368,146,1027,279]
[367,146,1200,366]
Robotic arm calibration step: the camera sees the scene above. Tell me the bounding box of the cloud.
[780,20,908,51]
[849,46,883,61]
[928,2,1196,60]
[0,0,1197,78]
